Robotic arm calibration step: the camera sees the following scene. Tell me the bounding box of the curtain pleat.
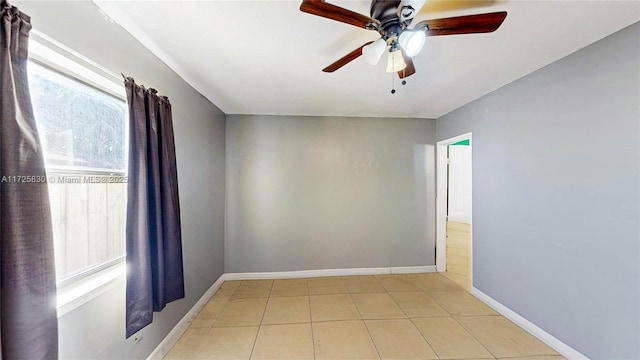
[156,97,184,307]
[0,1,59,359]
[124,78,184,338]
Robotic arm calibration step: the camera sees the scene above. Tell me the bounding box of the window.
[29,62,127,172]
[28,48,128,285]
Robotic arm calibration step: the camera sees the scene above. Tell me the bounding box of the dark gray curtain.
[0,1,58,359]
[124,77,184,338]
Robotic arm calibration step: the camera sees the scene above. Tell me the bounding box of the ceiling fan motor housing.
[370,0,409,39]
[370,0,402,22]
[371,0,411,40]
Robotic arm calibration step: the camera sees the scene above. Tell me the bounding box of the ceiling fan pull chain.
[391,71,396,94]
[391,55,396,94]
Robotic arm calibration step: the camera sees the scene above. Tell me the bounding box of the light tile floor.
[165,273,564,360]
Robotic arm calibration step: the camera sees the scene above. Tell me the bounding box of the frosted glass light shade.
[385,49,406,73]
[362,38,387,66]
[398,30,426,57]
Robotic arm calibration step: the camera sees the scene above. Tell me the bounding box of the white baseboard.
[146,274,227,360]
[389,266,436,274]
[224,265,436,280]
[148,265,436,359]
[471,287,589,360]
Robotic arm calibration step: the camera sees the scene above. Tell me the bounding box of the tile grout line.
[178,281,238,359]
[385,288,411,320]
[412,274,498,358]
[194,275,553,360]
[346,277,382,360]
[384,288,425,351]
[306,278,317,360]
[209,282,236,328]
[383,286,420,353]
[387,276,445,360]
[408,317,447,360]
[454,315,559,359]
[247,279,274,360]
[451,314,498,359]
[359,319,383,360]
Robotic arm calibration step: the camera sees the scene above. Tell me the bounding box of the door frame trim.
[436,133,472,276]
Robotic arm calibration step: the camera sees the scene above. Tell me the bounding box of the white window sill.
[56,263,126,317]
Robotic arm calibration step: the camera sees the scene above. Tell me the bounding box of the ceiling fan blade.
[416,11,507,36]
[300,0,379,29]
[398,50,416,79]
[323,41,374,73]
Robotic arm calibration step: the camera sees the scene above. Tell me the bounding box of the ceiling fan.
[300,0,507,79]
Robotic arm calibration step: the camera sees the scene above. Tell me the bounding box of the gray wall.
[14,1,226,359]
[226,115,436,273]
[437,22,639,359]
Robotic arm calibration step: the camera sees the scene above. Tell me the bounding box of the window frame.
[28,31,129,316]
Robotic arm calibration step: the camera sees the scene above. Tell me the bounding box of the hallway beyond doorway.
[442,221,471,291]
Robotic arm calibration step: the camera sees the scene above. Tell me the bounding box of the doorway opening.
[436,133,472,291]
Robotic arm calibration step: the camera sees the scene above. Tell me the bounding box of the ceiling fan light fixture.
[362,38,387,66]
[398,30,426,57]
[397,0,427,20]
[385,49,406,73]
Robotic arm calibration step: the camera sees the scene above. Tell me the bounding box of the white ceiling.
[95,0,639,119]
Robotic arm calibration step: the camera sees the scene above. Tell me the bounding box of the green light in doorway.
[451,139,470,146]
